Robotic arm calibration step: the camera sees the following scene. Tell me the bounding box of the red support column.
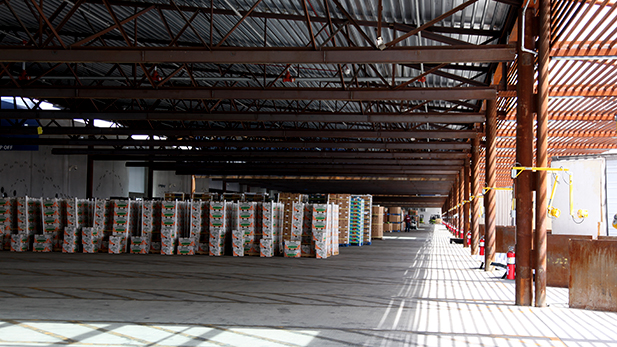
[516,5,535,306]
[485,99,497,271]
[535,0,550,308]
[463,159,471,247]
[471,135,481,254]
[458,168,464,238]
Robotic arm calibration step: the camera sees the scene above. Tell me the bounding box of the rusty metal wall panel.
[569,239,617,312]
[547,234,593,288]
[495,226,515,253]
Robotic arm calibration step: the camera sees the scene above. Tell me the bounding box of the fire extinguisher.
[479,237,485,256]
[507,247,516,280]
[466,232,471,246]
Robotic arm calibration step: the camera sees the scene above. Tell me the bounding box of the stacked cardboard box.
[32,234,52,252]
[63,198,79,230]
[62,226,79,253]
[388,207,403,232]
[188,200,207,255]
[350,197,365,246]
[197,201,210,254]
[284,240,301,258]
[312,204,329,259]
[145,200,162,253]
[274,203,284,254]
[11,233,29,252]
[82,227,102,253]
[278,193,306,243]
[232,229,244,256]
[160,200,178,255]
[260,202,281,257]
[42,198,62,251]
[260,237,273,257]
[109,200,130,253]
[77,199,90,230]
[209,201,226,256]
[177,237,195,255]
[0,198,13,250]
[290,202,304,243]
[238,202,258,255]
[301,204,314,257]
[331,204,340,256]
[371,206,384,239]
[328,194,351,246]
[192,192,217,201]
[354,195,373,245]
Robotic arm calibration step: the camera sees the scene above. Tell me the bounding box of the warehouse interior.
[2,0,617,345]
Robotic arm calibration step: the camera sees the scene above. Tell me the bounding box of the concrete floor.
[1,225,616,346]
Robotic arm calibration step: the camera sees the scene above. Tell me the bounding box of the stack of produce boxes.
[371,206,385,240]
[36,198,61,252]
[177,200,203,256]
[160,200,178,255]
[284,201,304,258]
[209,201,226,256]
[61,198,80,253]
[260,202,275,257]
[330,204,340,255]
[82,227,102,253]
[12,197,37,252]
[312,204,329,258]
[278,193,306,244]
[274,203,284,254]
[301,205,314,257]
[238,202,257,255]
[197,201,210,254]
[0,198,13,250]
[93,199,113,252]
[109,200,131,254]
[328,194,351,246]
[138,200,157,254]
[349,197,365,246]
[62,226,79,253]
[388,207,403,232]
[355,195,373,245]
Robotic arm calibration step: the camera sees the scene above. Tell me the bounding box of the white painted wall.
[152,171,191,197]
[92,161,129,198]
[0,146,86,198]
[551,157,605,237]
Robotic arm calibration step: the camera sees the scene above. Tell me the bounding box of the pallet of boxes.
[278,193,307,257]
[0,197,13,251]
[387,207,403,232]
[372,206,384,240]
[328,194,351,246]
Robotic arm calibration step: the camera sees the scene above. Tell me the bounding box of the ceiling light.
[376,37,386,50]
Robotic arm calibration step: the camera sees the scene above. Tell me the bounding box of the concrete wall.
[92,161,129,198]
[152,171,191,198]
[0,146,86,198]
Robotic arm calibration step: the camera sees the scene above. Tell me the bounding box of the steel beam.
[50,148,469,160]
[0,137,472,150]
[516,6,535,307]
[0,46,516,65]
[0,110,487,123]
[1,86,498,101]
[5,127,478,139]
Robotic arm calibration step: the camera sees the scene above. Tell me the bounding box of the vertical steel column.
[464,159,471,247]
[535,0,550,308]
[516,5,535,306]
[459,169,464,238]
[471,135,481,254]
[86,154,93,199]
[454,174,459,235]
[485,99,497,271]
